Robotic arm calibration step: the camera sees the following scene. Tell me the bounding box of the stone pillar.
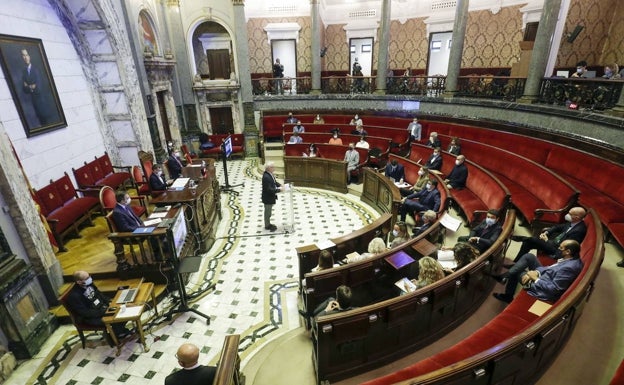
[374,0,391,95]
[444,0,469,96]
[310,0,322,94]
[519,0,562,102]
[232,0,253,104]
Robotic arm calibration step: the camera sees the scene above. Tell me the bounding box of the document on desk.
[143,218,162,226]
[115,306,142,319]
[440,212,462,232]
[149,212,169,219]
[170,177,190,189]
[316,239,336,250]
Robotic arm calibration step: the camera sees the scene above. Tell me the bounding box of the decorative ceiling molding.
[343,20,379,42]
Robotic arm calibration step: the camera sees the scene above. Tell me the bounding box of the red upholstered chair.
[184,153,193,166]
[181,144,196,159]
[138,150,165,197]
[98,186,148,220]
[58,284,108,349]
[131,165,150,197]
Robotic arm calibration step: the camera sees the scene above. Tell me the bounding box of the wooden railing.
[213,334,244,385]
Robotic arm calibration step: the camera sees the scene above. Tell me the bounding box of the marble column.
[374,0,391,95]
[310,0,321,94]
[444,0,469,96]
[519,0,562,102]
[232,0,253,104]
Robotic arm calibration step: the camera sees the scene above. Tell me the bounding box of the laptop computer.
[116,277,144,304]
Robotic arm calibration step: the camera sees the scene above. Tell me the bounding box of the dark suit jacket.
[149,173,167,191]
[527,258,583,302]
[406,188,441,212]
[426,138,441,148]
[547,221,587,245]
[164,365,217,385]
[167,155,183,179]
[425,154,442,171]
[66,283,109,324]
[446,163,468,189]
[112,204,143,232]
[385,163,405,181]
[261,171,281,204]
[469,220,502,253]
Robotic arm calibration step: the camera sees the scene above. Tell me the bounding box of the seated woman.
[389,222,410,248]
[403,256,445,293]
[439,242,480,275]
[312,249,338,272]
[305,143,320,158]
[399,166,430,197]
[313,114,325,124]
[347,237,387,263]
[328,130,343,145]
[198,132,216,150]
[447,137,461,155]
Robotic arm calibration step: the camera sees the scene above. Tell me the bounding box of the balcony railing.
[251,76,312,95]
[385,75,446,97]
[456,76,526,101]
[538,77,623,110]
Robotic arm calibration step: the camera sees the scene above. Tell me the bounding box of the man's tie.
[126,205,142,226]
[553,224,571,244]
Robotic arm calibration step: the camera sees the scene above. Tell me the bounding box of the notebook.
[116,277,144,304]
[132,227,155,234]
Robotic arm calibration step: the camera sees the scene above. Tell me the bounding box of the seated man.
[66,270,132,345]
[355,135,369,149]
[292,120,305,134]
[413,209,437,238]
[285,112,297,124]
[398,179,441,221]
[149,164,168,192]
[167,148,183,179]
[457,209,502,253]
[112,190,144,232]
[287,132,303,144]
[444,155,468,189]
[350,124,367,137]
[492,240,583,304]
[385,159,405,182]
[165,343,217,385]
[313,285,354,317]
[424,147,442,171]
[509,207,587,264]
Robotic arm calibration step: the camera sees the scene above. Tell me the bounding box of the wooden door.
[206,49,231,80]
[209,107,233,134]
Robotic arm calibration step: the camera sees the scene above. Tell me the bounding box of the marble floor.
[5,158,380,385]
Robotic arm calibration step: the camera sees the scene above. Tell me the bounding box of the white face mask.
[156,171,162,177]
[392,229,399,237]
[418,170,424,176]
[576,68,583,74]
[426,183,432,190]
[455,160,461,165]
[83,277,93,286]
[485,217,496,226]
[333,134,338,138]
[174,151,180,157]
[565,213,573,222]
[433,152,439,157]
[125,197,132,206]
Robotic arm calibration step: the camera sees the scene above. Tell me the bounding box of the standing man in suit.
[509,207,587,264]
[344,143,360,183]
[407,118,422,142]
[385,159,405,182]
[444,155,468,189]
[111,190,143,232]
[167,148,183,179]
[165,343,216,385]
[149,164,168,192]
[492,240,583,304]
[273,58,284,95]
[262,162,281,232]
[399,179,441,221]
[424,147,443,171]
[457,209,502,253]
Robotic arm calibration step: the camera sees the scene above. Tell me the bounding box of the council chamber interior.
[0,0,623,384]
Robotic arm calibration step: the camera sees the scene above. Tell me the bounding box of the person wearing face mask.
[407,118,422,142]
[602,63,620,79]
[328,130,343,145]
[398,179,441,222]
[344,143,360,183]
[570,60,588,78]
[293,120,305,134]
[390,222,410,248]
[424,147,443,171]
[492,240,583,304]
[400,166,429,197]
[313,114,325,124]
[149,164,168,192]
[412,209,437,239]
[66,270,132,345]
[457,209,502,253]
[507,207,587,266]
[349,114,363,126]
[426,132,441,148]
[444,155,468,189]
[355,135,369,149]
[112,190,145,232]
[384,158,405,182]
[167,148,183,179]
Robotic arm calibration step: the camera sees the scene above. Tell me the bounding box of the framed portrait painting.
[0,34,66,137]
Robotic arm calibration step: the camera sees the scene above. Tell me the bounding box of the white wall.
[0,0,107,189]
[350,37,373,76]
[428,31,453,76]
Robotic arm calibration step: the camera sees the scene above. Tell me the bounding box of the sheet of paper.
[440,212,462,232]
[170,177,190,188]
[437,249,455,261]
[114,305,142,319]
[395,277,416,293]
[143,218,162,226]
[316,239,336,250]
[438,259,457,270]
[148,212,168,218]
[528,300,552,316]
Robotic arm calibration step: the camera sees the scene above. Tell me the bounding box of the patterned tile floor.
[5,158,378,385]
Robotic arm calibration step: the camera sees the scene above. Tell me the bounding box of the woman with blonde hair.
[405,256,445,292]
[390,221,410,248]
[348,237,387,263]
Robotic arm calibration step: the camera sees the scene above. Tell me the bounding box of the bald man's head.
[176,343,200,368]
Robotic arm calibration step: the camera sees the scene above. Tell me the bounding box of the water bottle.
[201,160,206,178]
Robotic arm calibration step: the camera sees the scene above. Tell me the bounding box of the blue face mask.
[83,277,93,286]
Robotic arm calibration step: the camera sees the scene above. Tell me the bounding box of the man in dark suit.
[165,343,216,385]
[492,240,583,303]
[149,164,168,192]
[399,179,441,221]
[457,209,502,253]
[509,207,587,263]
[424,147,442,171]
[444,155,468,189]
[261,162,281,231]
[111,190,143,232]
[384,159,405,182]
[426,132,441,148]
[167,148,183,179]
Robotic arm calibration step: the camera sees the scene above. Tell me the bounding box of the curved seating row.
[363,209,603,385]
[408,143,510,226]
[283,122,410,149]
[312,210,516,384]
[432,136,580,230]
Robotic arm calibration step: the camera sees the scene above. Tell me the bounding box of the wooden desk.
[102,282,156,356]
[284,156,348,193]
[151,175,221,253]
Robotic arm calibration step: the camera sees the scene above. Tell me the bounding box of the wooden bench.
[362,209,603,385]
[283,123,409,149]
[312,210,516,384]
[32,173,100,252]
[72,152,132,191]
